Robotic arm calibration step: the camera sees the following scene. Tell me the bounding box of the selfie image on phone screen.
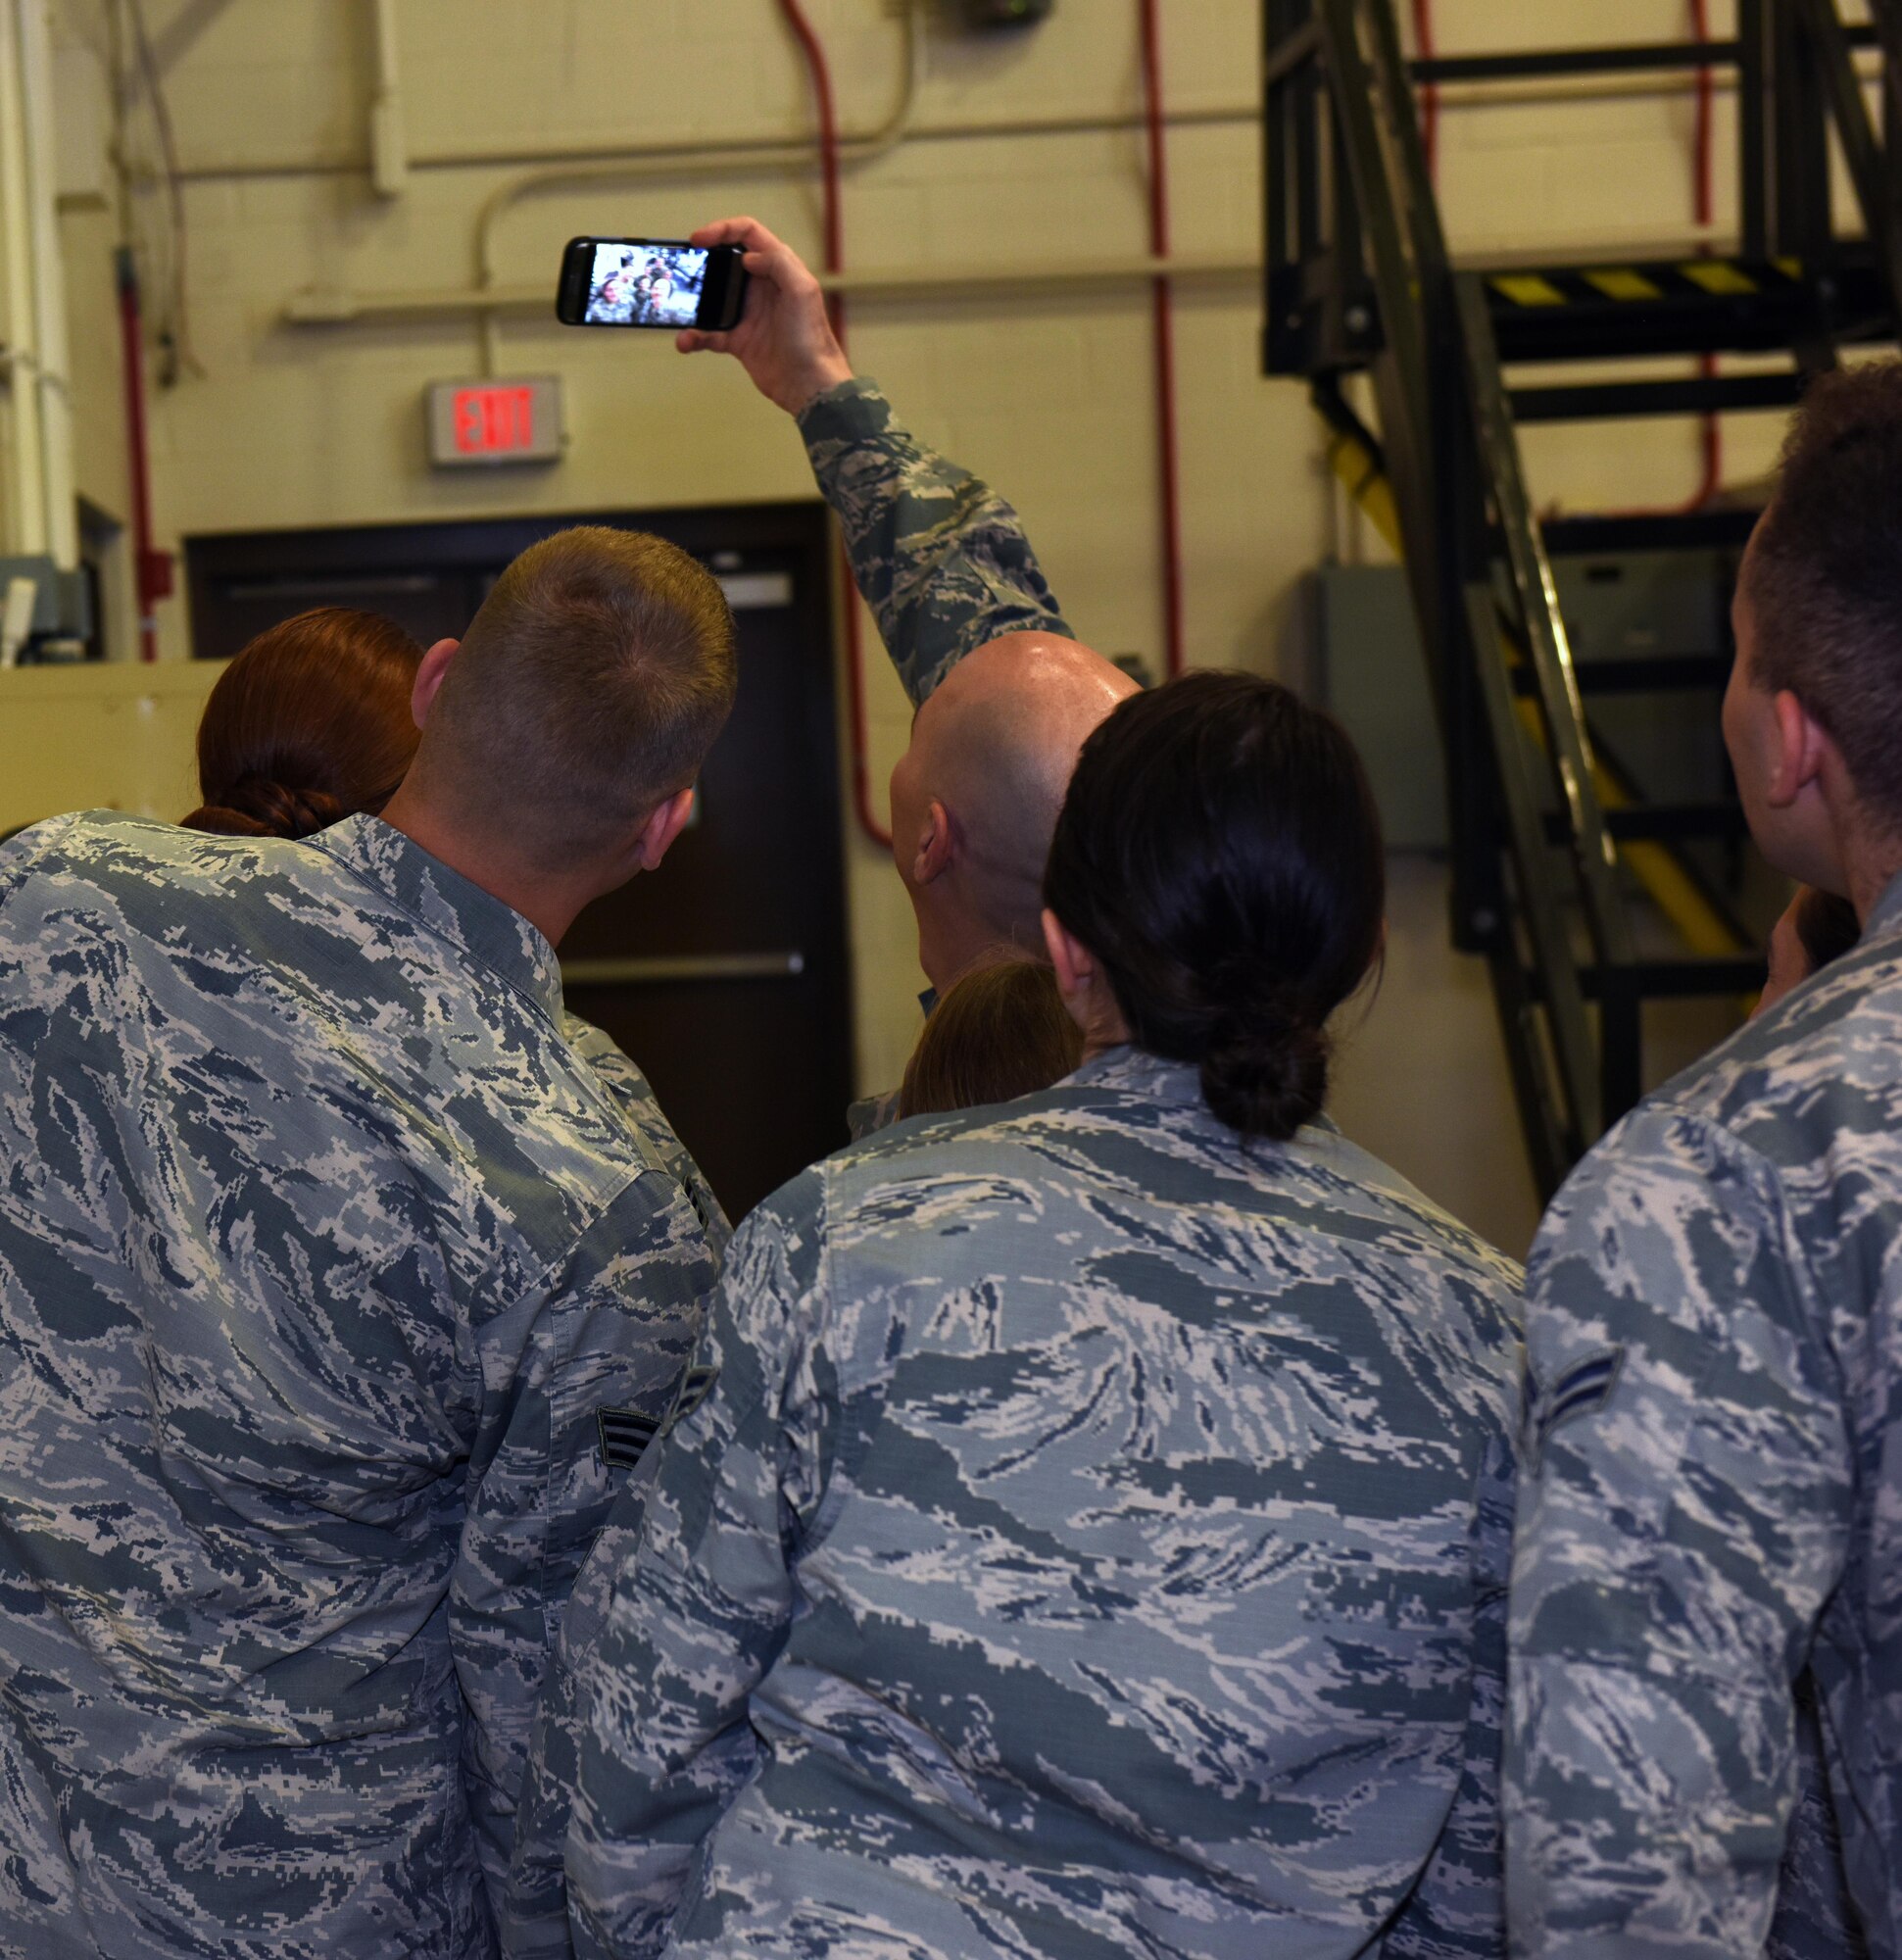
[583,242,708,329]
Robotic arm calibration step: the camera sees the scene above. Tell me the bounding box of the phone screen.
[581,241,710,328]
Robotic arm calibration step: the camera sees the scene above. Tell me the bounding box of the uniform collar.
[1063,1044,1206,1108]
[1059,1043,1342,1144]
[309,814,564,1024]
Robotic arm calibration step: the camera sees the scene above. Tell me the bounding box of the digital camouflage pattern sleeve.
[502,1452,670,1960]
[798,377,1076,704]
[562,1010,731,1259]
[562,1171,829,1960]
[497,1022,725,1956]
[1388,1424,1515,1958]
[457,1177,715,1906]
[1763,1682,1869,1960]
[1506,1105,1854,1956]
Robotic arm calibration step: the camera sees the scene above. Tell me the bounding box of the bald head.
[890,631,1138,984]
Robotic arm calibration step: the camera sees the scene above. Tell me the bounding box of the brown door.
[187,502,853,1220]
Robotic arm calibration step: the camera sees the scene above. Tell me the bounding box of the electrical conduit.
[1139,0,1187,678]
[1411,0,1439,180]
[1685,0,1722,511]
[779,0,892,850]
[116,246,166,662]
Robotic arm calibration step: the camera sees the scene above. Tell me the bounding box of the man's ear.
[634,786,697,872]
[412,638,460,729]
[1041,907,1097,1001]
[911,798,954,888]
[1766,688,1831,808]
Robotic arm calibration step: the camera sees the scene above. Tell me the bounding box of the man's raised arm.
[679,216,1074,705]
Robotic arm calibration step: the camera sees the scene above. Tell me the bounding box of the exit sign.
[426,377,562,466]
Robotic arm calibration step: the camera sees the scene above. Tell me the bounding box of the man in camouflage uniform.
[497,223,1136,1950]
[674,215,1138,1136]
[0,526,735,1958]
[1506,364,1902,1954]
[561,1046,1524,1960]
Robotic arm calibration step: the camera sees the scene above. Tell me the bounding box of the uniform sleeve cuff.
[796,375,891,448]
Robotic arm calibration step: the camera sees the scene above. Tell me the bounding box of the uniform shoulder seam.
[308,833,563,1037]
[501,1160,658,1318]
[1633,1095,1793,1191]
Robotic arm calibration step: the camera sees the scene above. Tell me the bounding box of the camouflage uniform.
[0,810,720,1958]
[560,1048,1524,1959]
[562,1012,729,1259]
[799,376,1076,707]
[1506,873,1902,1957]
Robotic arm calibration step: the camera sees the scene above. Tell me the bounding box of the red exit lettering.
[454,385,535,454]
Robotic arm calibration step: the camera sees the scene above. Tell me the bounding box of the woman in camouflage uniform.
[561,671,1523,1960]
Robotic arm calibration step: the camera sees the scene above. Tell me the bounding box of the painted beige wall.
[0,659,217,837]
[33,0,1829,1250]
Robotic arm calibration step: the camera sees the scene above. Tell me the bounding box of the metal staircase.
[1264,0,1902,1196]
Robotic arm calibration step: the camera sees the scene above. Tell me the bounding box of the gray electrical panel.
[0,554,94,662]
[1311,564,1445,849]
[1313,549,1736,853]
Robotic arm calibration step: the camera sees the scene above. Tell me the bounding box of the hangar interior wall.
[36,0,1837,1251]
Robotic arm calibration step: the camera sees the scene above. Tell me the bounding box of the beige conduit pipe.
[368,0,406,198]
[169,50,1891,183]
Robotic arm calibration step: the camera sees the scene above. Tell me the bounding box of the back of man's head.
[1750,362,1902,834]
[912,633,1139,956]
[416,525,736,861]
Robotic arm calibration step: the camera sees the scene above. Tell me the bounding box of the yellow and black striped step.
[1485,257,1807,312]
[1479,251,1890,363]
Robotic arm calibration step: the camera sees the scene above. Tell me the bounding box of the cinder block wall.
[45,0,1837,1248]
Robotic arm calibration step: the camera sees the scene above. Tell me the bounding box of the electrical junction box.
[0,556,91,637]
[961,0,1052,26]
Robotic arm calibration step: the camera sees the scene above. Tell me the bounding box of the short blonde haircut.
[420,526,737,856]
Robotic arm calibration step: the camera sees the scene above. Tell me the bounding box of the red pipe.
[115,246,170,662]
[779,0,890,849]
[1411,0,1439,180]
[1586,0,1725,519]
[1139,0,1187,677]
[1685,0,1722,512]
[777,0,844,336]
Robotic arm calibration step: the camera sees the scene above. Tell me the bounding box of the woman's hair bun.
[1042,670,1386,1143]
[1198,1004,1330,1142]
[179,775,344,841]
[178,803,272,838]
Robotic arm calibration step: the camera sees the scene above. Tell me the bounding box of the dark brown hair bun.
[1199,997,1331,1142]
[1043,670,1385,1141]
[181,776,346,841]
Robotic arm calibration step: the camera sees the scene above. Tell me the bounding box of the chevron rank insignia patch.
[598,1405,662,1471]
[665,1364,719,1436]
[1526,1348,1625,1471]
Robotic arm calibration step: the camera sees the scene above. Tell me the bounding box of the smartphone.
[557,237,749,332]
